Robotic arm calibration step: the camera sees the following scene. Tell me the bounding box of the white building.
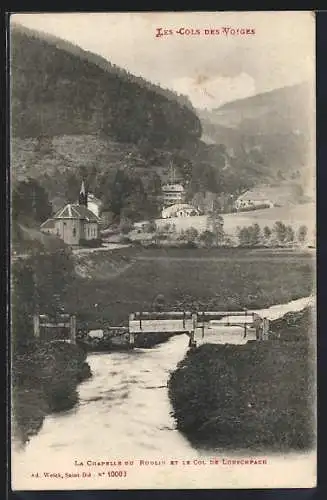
[162,203,200,219]
[161,184,185,207]
[234,191,274,211]
[86,193,103,217]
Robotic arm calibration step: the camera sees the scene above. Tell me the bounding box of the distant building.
[161,184,185,207]
[41,182,100,245]
[162,203,200,219]
[234,190,274,211]
[86,193,103,217]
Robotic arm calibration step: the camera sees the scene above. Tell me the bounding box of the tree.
[12,179,53,223]
[298,225,308,244]
[144,173,163,218]
[65,172,80,203]
[199,230,215,248]
[153,294,166,312]
[237,224,261,247]
[120,219,133,235]
[251,223,261,246]
[263,226,272,240]
[184,227,199,243]
[208,211,225,246]
[108,168,131,219]
[285,225,295,243]
[163,223,172,233]
[144,220,157,233]
[273,221,288,245]
[12,248,76,352]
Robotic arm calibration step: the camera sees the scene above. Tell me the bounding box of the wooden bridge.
[32,310,269,348]
[129,310,269,347]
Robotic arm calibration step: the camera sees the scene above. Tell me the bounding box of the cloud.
[170,73,256,109]
[11,12,315,109]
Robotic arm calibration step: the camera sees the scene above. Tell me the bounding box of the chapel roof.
[53,203,100,222]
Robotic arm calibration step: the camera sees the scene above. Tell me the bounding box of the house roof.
[236,189,274,202]
[53,203,100,222]
[162,183,185,193]
[40,218,56,229]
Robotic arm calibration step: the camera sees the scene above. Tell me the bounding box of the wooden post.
[183,311,186,330]
[262,317,269,340]
[202,311,205,338]
[244,309,247,338]
[139,311,142,331]
[129,331,135,347]
[69,315,76,344]
[191,312,197,346]
[253,313,260,340]
[33,314,40,339]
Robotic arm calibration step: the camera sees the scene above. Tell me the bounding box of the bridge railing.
[128,310,269,345]
[33,313,76,344]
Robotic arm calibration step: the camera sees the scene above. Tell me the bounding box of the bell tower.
[78,180,88,206]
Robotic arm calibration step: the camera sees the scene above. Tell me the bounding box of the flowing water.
[11,295,315,490]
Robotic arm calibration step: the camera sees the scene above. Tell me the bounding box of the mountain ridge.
[11,24,313,218]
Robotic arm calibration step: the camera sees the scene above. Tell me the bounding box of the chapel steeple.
[78,180,88,206]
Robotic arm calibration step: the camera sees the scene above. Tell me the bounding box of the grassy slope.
[12,341,92,446]
[69,248,314,329]
[155,203,315,239]
[168,307,315,452]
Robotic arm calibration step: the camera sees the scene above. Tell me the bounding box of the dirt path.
[135,255,313,263]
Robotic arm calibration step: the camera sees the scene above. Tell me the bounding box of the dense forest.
[11,25,201,148]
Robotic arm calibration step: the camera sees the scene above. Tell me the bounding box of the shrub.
[199,230,215,248]
[79,238,103,248]
[184,227,199,243]
[298,225,308,244]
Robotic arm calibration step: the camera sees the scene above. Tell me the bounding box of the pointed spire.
[80,180,85,196]
[79,180,88,206]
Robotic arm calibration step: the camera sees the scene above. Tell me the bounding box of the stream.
[11,294,315,490]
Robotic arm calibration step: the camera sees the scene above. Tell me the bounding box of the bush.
[79,238,103,248]
[179,241,198,249]
[120,236,132,244]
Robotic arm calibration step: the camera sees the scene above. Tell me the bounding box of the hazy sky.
[12,12,315,109]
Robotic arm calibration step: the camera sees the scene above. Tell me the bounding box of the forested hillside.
[198,82,313,184]
[11,24,201,146]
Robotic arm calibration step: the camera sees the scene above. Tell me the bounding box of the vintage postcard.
[10,11,316,490]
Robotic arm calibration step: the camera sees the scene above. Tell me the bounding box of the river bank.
[12,340,92,447]
[168,306,315,453]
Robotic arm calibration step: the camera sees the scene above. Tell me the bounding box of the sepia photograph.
[10,11,316,490]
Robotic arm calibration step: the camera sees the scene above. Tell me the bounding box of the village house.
[162,203,200,219]
[40,182,101,245]
[85,193,103,218]
[234,190,275,211]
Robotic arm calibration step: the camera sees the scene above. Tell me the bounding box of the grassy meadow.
[69,247,315,329]
[156,202,315,239]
